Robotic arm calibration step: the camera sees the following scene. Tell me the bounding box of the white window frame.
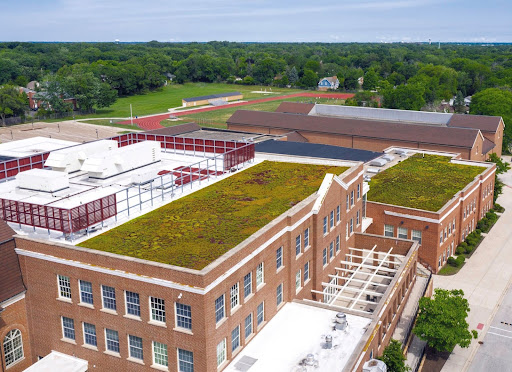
[105,328,120,354]
[125,291,141,318]
[244,313,253,338]
[150,296,166,323]
[276,283,283,306]
[216,339,227,367]
[350,218,354,234]
[336,235,340,253]
[398,226,408,239]
[3,329,23,367]
[243,272,252,299]
[128,334,143,360]
[336,205,340,223]
[304,262,310,282]
[79,280,93,305]
[82,322,97,347]
[175,302,192,330]
[295,270,301,291]
[177,349,194,372]
[304,228,310,248]
[61,316,75,341]
[356,210,360,226]
[230,283,239,310]
[256,262,264,288]
[231,325,240,352]
[276,247,283,271]
[58,275,71,300]
[323,216,328,234]
[152,341,169,367]
[257,302,265,326]
[412,229,422,244]
[322,248,327,266]
[330,210,334,228]
[295,235,301,256]
[101,285,116,311]
[384,224,394,237]
[215,294,225,324]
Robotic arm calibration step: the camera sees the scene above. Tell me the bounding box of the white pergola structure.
[309,245,405,315]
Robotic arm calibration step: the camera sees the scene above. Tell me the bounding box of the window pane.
[102,285,116,310]
[231,326,240,352]
[216,339,226,367]
[244,272,252,298]
[230,283,239,309]
[3,329,23,367]
[276,247,282,270]
[215,295,225,323]
[150,297,166,323]
[80,280,93,305]
[62,317,75,340]
[83,323,97,346]
[153,341,168,367]
[58,275,71,299]
[276,284,283,306]
[176,303,192,330]
[256,263,264,287]
[125,291,140,317]
[129,335,143,360]
[257,302,264,325]
[178,349,194,372]
[105,329,119,353]
[244,314,253,338]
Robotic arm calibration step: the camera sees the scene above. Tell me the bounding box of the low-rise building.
[318,76,340,91]
[182,92,243,107]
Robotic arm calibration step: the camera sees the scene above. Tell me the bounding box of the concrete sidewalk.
[436,168,512,372]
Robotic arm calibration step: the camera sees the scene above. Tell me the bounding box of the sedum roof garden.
[367,154,486,212]
[79,161,348,270]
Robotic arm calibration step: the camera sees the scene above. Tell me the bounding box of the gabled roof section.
[275,102,315,115]
[228,110,481,149]
[0,219,25,303]
[448,114,503,132]
[319,76,338,84]
[482,138,496,154]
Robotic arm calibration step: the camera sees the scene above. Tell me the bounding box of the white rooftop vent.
[363,359,387,372]
[82,141,162,179]
[369,158,387,167]
[335,312,348,331]
[366,167,381,174]
[17,169,69,193]
[45,140,118,173]
[381,154,395,162]
[394,149,409,156]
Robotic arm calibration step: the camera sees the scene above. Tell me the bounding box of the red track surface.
[118,92,354,130]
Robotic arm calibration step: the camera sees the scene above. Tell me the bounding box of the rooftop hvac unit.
[369,158,387,167]
[394,149,409,156]
[16,168,69,193]
[363,359,387,372]
[366,167,381,174]
[45,140,118,173]
[82,141,162,179]
[335,312,348,331]
[299,354,319,368]
[382,154,395,162]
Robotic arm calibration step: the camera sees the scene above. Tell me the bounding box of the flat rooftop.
[0,136,77,158]
[367,154,487,211]
[225,302,370,372]
[79,161,348,270]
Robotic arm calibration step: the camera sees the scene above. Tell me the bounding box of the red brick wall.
[0,297,32,372]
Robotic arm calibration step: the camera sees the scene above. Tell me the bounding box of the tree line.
[1,42,511,147]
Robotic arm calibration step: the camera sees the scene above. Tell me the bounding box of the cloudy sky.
[3,0,511,42]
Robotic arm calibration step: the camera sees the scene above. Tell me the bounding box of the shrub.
[447,257,458,267]
[464,245,474,254]
[456,245,465,255]
[475,229,481,235]
[494,203,505,213]
[455,255,465,266]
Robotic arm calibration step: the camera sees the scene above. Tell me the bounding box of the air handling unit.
[82,141,162,179]
[16,169,70,193]
[45,140,118,173]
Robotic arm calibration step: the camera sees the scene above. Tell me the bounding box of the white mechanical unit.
[362,359,387,372]
[45,140,118,173]
[369,158,387,167]
[381,154,395,162]
[82,141,162,179]
[17,168,70,192]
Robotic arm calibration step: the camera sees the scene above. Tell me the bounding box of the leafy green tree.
[413,289,477,352]
[0,85,28,126]
[37,77,72,114]
[287,66,299,85]
[305,60,321,73]
[300,69,318,88]
[454,90,466,113]
[487,153,510,174]
[363,68,379,90]
[378,339,410,372]
[470,88,512,152]
[381,83,426,111]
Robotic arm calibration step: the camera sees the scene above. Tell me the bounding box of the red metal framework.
[0,153,49,181]
[223,143,255,171]
[0,194,116,234]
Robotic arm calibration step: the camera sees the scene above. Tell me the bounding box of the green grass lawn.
[79,161,348,270]
[438,263,464,275]
[76,119,141,130]
[77,83,307,119]
[367,154,486,212]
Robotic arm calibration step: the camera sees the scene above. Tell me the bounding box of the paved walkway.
[435,166,512,372]
[117,92,354,130]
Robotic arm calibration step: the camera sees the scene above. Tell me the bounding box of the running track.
[118,92,354,130]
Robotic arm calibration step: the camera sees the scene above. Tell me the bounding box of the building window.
[256,263,264,288]
[230,283,239,310]
[350,218,354,234]
[336,235,340,252]
[356,210,360,226]
[448,224,451,235]
[440,232,443,244]
[150,297,166,323]
[83,322,97,347]
[384,224,394,237]
[412,230,422,244]
[398,227,408,239]
[452,218,456,231]
[346,195,349,210]
[276,284,283,306]
[295,235,301,256]
[330,210,334,228]
[215,295,225,323]
[175,303,192,330]
[336,205,340,223]
[304,228,310,247]
[231,325,240,352]
[105,329,119,353]
[346,223,349,238]
[244,272,252,299]
[351,190,354,206]
[79,280,93,305]
[3,329,23,367]
[125,291,140,317]
[304,262,310,282]
[62,317,75,340]
[329,241,334,259]
[153,341,168,367]
[102,285,116,311]
[245,314,253,338]
[128,335,143,360]
[58,275,71,299]
[323,248,327,266]
[216,339,226,367]
[357,184,361,199]
[323,216,328,234]
[444,227,447,239]
[295,270,301,291]
[257,302,265,326]
[276,247,283,270]
[178,349,194,372]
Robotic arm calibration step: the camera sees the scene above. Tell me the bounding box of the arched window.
[3,329,24,367]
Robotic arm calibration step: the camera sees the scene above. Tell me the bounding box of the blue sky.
[3,0,511,42]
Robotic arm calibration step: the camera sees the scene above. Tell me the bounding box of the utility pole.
[130,104,133,126]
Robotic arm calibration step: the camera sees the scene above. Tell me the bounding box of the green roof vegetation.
[367,154,485,212]
[79,161,348,270]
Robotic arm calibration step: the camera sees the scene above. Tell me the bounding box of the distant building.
[182,92,243,107]
[318,76,340,91]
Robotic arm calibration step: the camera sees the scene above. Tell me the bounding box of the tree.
[300,69,318,88]
[487,153,510,174]
[287,66,299,85]
[381,83,426,111]
[453,90,465,113]
[363,68,379,90]
[38,76,73,114]
[0,85,28,126]
[470,88,512,152]
[378,339,410,372]
[413,289,477,352]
